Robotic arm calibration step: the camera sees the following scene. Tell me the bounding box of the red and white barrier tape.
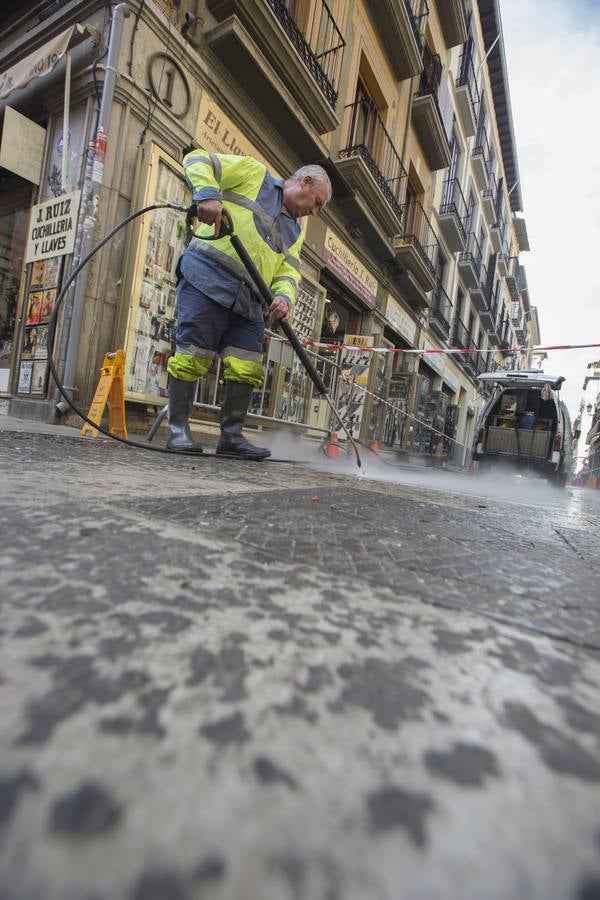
[301,340,600,355]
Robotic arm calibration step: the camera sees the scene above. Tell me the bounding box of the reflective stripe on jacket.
[183,149,304,310]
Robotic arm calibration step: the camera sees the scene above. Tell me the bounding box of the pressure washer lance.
[198,207,362,469]
[46,202,362,468]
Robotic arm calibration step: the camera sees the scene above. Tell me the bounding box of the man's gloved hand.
[189,199,223,236]
[269,296,291,322]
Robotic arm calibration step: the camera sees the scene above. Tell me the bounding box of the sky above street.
[500,0,600,436]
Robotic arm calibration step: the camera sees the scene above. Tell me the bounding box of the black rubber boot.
[216,381,271,460]
[166,377,203,452]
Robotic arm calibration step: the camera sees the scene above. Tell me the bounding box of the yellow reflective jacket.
[183,149,304,309]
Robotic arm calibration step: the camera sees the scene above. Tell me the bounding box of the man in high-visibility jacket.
[166,149,332,459]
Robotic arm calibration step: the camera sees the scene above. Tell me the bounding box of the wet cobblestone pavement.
[1,426,600,900]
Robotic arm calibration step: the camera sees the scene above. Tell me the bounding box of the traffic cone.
[368,440,380,463]
[324,432,341,459]
[432,438,445,467]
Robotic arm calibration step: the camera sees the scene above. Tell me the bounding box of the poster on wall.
[277,278,326,424]
[18,360,33,392]
[124,150,189,402]
[18,255,62,395]
[337,335,373,438]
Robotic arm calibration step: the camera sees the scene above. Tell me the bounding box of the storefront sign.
[323,229,378,307]
[0,107,46,184]
[385,294,417,345]
[0,24,87,100]
[25,190,80,262]
[196,94,270,169]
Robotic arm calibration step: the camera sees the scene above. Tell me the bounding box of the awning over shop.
[0,24,92,101]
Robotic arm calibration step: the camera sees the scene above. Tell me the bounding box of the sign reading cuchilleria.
[25,190,81,263]
[323,228,378,307]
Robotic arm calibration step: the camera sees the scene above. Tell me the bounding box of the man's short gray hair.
[290,164,332,202]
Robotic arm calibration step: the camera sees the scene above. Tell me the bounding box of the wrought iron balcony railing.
[483,171,497,206]
[505,256,526,300]
[339,99,408,220]
[459,230,484,275]
[477,261,488,295]
[493,206,507,242]
[473,123,495,181]
[489,277,501,322]
[267,0,345,109]
[405,0,429,49]
[510,301,525,329]
[417,44,442,97]
[441,175,468,228]
[400,199,440,279]
[414,43,452,137]
[452,316,471,350]
[430,280,453,332]
[457,40,480,117]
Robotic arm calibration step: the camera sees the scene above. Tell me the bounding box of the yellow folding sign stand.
[81,349,128,439]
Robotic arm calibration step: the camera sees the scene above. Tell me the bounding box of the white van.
[472,371,573,487]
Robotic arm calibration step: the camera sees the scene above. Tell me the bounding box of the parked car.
[472,371,573,487]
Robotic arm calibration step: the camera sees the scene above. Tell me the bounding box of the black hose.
[47,202,220,457]
[47,203,361,466]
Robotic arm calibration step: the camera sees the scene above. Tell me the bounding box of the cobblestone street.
[1,422,600,900]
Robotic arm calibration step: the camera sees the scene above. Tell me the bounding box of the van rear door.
[476,372,562,390]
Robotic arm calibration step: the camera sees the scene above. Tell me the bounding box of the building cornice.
[477,0,523,213]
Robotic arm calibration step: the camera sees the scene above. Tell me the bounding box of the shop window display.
[443,403,459,456]
[411,387,449,456]
[366,338,393,443]
[18,255,61,396]
[337,336,373,439]
[274,277,325,423]
[123,147,188,403]
[383,374,413,448]
[0,185,31,394]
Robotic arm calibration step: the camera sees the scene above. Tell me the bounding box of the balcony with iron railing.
[505,256,526,300]
[429,280,453,341]
[206,0,345,152]
[472,123,494,191]
[497,250,509,277]
[336,98,408,251]
[510,300,527,341]
[457,230,484,289]
[452,315,470,350]
[393,199,440,302]
[454,39,480,137]
[452,317,478,376]
[438,175,468,252]
[411,45,452,170]
[470,261,488,314]
[482,172,498,226]
[474,350,489,377]
[481,272,501,347]
[498,317,514,355]
[491,204,507,254]
[369,0,428,80]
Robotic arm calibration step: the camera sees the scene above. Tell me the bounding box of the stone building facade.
[0,0,536,464]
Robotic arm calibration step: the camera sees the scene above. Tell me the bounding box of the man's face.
[284,176,330,218]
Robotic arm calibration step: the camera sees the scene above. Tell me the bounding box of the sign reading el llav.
[25,190,80,263]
